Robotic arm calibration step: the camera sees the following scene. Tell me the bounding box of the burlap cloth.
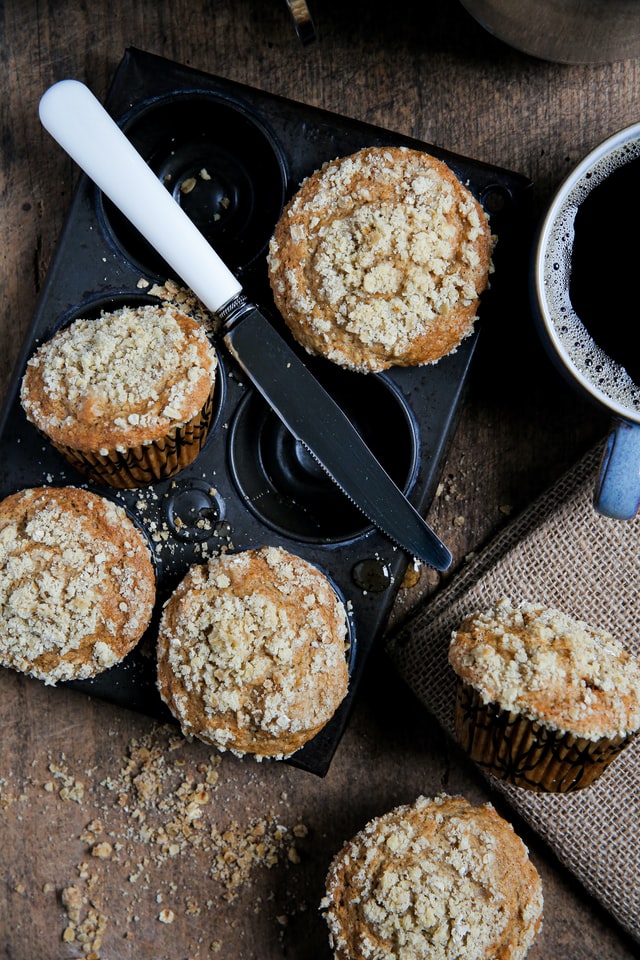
[386,441,640,943]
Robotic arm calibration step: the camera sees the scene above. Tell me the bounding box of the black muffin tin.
[0,48,532,775]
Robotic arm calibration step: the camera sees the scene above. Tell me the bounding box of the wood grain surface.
[0,1,638,958]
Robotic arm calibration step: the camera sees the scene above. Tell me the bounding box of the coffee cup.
[532,121,640,520]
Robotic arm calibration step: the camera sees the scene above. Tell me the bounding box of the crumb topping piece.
[449,598,640,739]
[20,303,217,450]
[322,794,543,960]
[268,146,494,372]
[0,486,155,684]
[157,546,349,757]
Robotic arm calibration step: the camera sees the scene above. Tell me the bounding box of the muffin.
[156,545,350,757]
[321,793,543,960]
[20,302,218,488]
[0,485,155,684]
[267,145,493,373]
[449,598,640,792]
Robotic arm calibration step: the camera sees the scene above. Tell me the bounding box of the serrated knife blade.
[38,79,452,570]
[222,299,452,568]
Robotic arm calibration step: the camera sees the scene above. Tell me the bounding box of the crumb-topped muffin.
[321,794,543,960]
[449,598,640,791]
[267,146,493,373]
[0,486,155,684]
[156,546,349,758]
[20,302,218,488]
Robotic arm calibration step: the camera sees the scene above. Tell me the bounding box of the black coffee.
[569,157,640,385]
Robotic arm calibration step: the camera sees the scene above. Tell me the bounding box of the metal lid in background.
[459,0,640,64]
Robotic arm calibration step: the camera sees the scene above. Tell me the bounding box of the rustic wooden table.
[0,1,638,958]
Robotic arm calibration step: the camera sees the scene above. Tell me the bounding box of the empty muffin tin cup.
[229,360,420,544]
[99,92,287,279]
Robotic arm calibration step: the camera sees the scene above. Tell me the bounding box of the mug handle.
[594,419,640,520]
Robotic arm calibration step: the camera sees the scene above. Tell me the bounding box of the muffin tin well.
[0,48,532,775]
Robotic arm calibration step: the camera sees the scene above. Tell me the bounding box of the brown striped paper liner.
[454,680,635,793]
[47,388,216,489]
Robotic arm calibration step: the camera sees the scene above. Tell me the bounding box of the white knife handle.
[38,79,242,312]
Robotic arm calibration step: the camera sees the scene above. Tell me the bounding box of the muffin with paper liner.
[20,301,218,489]
[448,597,640,792]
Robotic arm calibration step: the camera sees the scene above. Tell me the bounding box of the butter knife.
[38,79,452,570]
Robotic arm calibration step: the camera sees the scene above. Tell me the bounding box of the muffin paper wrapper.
[48,389,216,489]
[454,680,633,793]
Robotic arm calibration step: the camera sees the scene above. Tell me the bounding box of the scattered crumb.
[91,841,113,860]
[1,725,311,956]
[148,279,221,335]
[400,559,421,590]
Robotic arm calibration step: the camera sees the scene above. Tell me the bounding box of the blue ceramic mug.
[532,121,640,521]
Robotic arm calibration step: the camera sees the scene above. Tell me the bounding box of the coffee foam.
[542,140,640,418]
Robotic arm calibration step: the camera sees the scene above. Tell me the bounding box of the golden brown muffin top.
[449,598,640,739]
[0,486,155,684]
[20,303,217,451]
[156,546,349,758]
[322,793,543,960]
[267,146,494,372]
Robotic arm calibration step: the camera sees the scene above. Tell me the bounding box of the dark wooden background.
[0,1,637,957]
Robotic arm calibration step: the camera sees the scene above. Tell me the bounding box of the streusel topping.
[157,546,349,757]
[322,794,543,960]
[268,146,493,372]
[0,486,155,684]
[20,303,217,449]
